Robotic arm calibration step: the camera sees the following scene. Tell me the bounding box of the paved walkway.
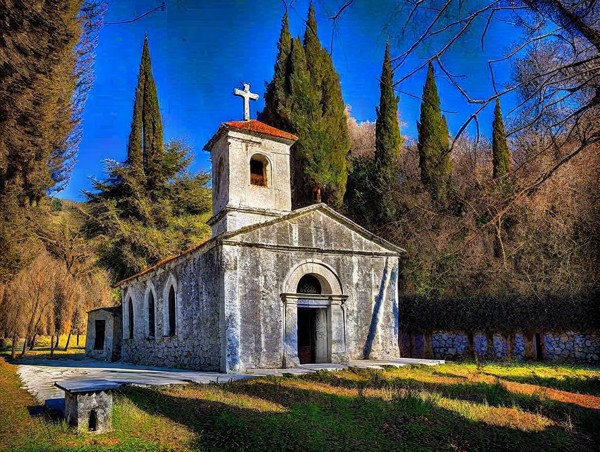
[17,357,444,412]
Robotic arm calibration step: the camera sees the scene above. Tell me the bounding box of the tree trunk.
[11,333,17,360]
[468,332,480,365]
[19,334,28,358]
[54,334,60,349]
[29,334,37,350]
[50,334,55,357]
[505,334,514,360]
[64,330,72,351]
[424,332,433,359]
[313,186,322,203]
[523,331,535,359]
[76,332,80,346]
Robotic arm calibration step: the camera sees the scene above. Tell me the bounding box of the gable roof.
[221,203,405,254]
[204,120,298,151]
[87,305,122,314]
[115,204,404,288]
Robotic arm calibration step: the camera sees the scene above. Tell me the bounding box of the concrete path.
[17,357,444,413]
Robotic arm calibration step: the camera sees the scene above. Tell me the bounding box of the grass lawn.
[0,349,599,451]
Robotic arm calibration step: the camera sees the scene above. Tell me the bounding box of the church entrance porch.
[281,264,349,368]
[282,294,347,368]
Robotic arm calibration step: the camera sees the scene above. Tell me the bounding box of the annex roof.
[204,120,298,151]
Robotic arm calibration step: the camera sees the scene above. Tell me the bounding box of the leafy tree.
[374,42,403,222]
[492,99,510,179]
[417,63,452,202]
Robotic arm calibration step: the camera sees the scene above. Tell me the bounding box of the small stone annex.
[86,85,404,373]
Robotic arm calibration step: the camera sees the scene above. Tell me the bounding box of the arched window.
[147,291,155,338]
[297,274,322,294]
[127,298,134,340]
[168,286,176,336]
[250,154,268,187]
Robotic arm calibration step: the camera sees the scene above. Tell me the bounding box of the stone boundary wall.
[400,331,599,362]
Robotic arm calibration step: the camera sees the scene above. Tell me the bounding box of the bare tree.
[391,1,599,189]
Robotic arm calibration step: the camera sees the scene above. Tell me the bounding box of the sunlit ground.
[1,348,598,451]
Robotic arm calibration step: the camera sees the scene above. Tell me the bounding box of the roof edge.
[203,121,298,151]
[221,203,406,255]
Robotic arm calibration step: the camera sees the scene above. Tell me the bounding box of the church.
[86,85,403,373]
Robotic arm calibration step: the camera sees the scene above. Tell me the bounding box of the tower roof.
[204,120,298,151]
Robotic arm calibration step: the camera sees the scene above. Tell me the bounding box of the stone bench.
[55,379,122,433]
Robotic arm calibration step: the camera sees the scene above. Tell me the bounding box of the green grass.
[0,335,87,360]
[1,353,599,451]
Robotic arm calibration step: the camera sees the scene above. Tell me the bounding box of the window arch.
[168,286,176,336]
[163,274,178,337]
[147,290,155,338]
[297,274,322,294]
[127,297,134,340]
[249,153,269,187]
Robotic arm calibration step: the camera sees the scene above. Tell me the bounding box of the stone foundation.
[401,331,599,362]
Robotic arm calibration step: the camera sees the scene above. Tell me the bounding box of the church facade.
[88,89,403,373]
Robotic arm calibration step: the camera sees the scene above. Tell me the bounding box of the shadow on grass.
[122,375,597,452]
[302,369,600,440]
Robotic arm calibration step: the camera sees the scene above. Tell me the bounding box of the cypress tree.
[263,3,349,208]
[417,63,451,202]
[127,35,164,199]
[374,42,403,222]
[492,98,510,179]
[260,12,292,130]
[300,2,350,207]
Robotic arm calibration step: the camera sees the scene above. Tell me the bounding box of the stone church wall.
[221,210,401,371]
[121,245,222,371]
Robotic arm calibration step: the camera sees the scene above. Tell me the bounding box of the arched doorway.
[297,274,327,364]
[281,262,349,368]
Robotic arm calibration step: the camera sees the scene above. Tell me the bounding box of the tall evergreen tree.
[262,3,350,208]
[85,39,211,282]
[492,98,510,179]
[259,12,291,130]
[374,42,403,222]
[301,2,350,207]
[127,35,165,200]
[417,63,451,202]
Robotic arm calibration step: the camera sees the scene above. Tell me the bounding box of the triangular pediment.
[220,204,404,255]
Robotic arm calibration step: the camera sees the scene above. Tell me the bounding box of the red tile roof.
[224,120,298,142]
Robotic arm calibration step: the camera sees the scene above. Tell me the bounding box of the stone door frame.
[280,293,349,368]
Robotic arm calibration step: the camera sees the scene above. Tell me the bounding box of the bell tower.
[204,84,297,237]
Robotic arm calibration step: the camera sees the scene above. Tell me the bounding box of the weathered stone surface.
[405,331,599,362]
[85,307,122,362]
[105,122,403,374]
[63,389,113,434]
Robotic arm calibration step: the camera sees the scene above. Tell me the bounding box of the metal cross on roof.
[233,83,259,121]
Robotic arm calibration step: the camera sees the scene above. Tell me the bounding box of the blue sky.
[62,0,522,200]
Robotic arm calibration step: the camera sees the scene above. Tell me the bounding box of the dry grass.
[0,357,599,451]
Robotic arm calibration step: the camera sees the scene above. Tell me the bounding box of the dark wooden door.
[298,308,316,364]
